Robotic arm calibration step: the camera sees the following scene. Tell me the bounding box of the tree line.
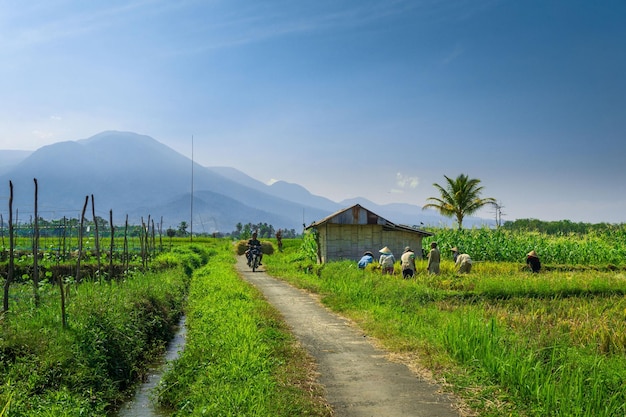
[231,222,298,240]
[502,218,625,235]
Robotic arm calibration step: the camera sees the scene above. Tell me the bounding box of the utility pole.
[190,135,194,242]
[493,201,505,228]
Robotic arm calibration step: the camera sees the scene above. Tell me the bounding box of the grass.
[155,240,331,417]
[0,243,210,416]
[0,267,189,416]
[1,238,332,416]
[264,238,626,417]
[3,231,625,416]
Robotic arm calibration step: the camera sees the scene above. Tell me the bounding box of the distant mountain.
[209,172,494,229]
[268,181,342,213]
[0,131,493,233]
[0,131,328,232]
[0,150,31,176]
[134,190,297,233]
[207,167,342,213]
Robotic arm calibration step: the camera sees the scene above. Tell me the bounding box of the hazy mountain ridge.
[202,171,493,229]
[0,131,331,231]
[0,150,32,176]
[0,131,493,232]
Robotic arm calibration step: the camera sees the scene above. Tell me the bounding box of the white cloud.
[396,172,419,189]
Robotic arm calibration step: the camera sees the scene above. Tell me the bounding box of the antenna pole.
[190,135,194,242]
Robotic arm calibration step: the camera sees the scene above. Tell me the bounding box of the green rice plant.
[441,310,626,416]
[264,241,626,417]
[155,248,330,417]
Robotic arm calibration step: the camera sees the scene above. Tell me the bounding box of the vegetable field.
[1,224,626,416]
[421,226,626,267]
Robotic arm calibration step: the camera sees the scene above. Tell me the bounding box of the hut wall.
[319,224,425,263]
[381,230,425,260]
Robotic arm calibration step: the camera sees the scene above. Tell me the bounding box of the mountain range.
[0,131,494,233]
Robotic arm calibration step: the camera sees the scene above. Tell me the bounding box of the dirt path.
[236,256,461,417]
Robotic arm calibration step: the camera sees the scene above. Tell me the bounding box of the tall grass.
[0,246,197,416]
[265,239,626,417]
[156,243,330,417]
[1,238,330,416]
[442,310,625,416]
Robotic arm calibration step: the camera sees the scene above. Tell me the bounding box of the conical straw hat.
[379,246,392,255]
[527,250,538,257]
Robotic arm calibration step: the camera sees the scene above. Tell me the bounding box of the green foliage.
[263,240,626,417]
[177,221,189,236]
[156,249,330,416]
[231,222,298,240]
[151,252,181,269]
[299,229,318,263]
[503,218,625,235]
[2,237,321,415]
[0,243,214,416]
[423,174,496,229]
[422,227,626,267]
[164,243,214,276]
[442,311,625,416]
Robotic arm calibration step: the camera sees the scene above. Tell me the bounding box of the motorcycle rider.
[246,231,263,266]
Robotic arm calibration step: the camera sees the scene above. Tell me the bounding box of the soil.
[236,256,464,417]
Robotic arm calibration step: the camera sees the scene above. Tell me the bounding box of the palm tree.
[423,174,496,229]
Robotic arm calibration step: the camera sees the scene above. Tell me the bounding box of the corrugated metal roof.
[306,204,433,237]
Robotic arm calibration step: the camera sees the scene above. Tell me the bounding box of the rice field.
[265,229,626,417]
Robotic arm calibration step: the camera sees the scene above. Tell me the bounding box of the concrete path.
[236,256,461,417]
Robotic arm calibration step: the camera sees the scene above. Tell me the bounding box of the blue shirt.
[358,254,374,269]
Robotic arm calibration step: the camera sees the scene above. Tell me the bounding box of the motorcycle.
[248,245,262,272]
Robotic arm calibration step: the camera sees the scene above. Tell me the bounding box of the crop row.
[422,227,626,266]
[265,241,626,417]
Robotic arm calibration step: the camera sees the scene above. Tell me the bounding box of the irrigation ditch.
[114,255,461,417]
[117,316,187,417]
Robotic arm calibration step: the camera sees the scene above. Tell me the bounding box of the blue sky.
[1,0,625,223]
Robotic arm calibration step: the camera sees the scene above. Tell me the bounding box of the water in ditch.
[116,316,187,417]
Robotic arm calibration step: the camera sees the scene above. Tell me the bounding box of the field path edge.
[235,255,462,417]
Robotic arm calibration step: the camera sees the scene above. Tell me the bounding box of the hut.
[304,204,433,264]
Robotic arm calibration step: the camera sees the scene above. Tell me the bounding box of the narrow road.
[236,256,461,417]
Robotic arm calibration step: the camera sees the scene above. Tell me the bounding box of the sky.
[1,0,625,224]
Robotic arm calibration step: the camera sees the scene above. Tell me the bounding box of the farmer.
[451,247,472,273]
[275,229,283,251]
[357,251,375,269]
[526,250,541,273]
[378,246,395,275]
[400,246,416,278]
[427,241,441,275]
[246,231,263,266]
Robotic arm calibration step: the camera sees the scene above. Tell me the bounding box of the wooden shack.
[305,204,433,264]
